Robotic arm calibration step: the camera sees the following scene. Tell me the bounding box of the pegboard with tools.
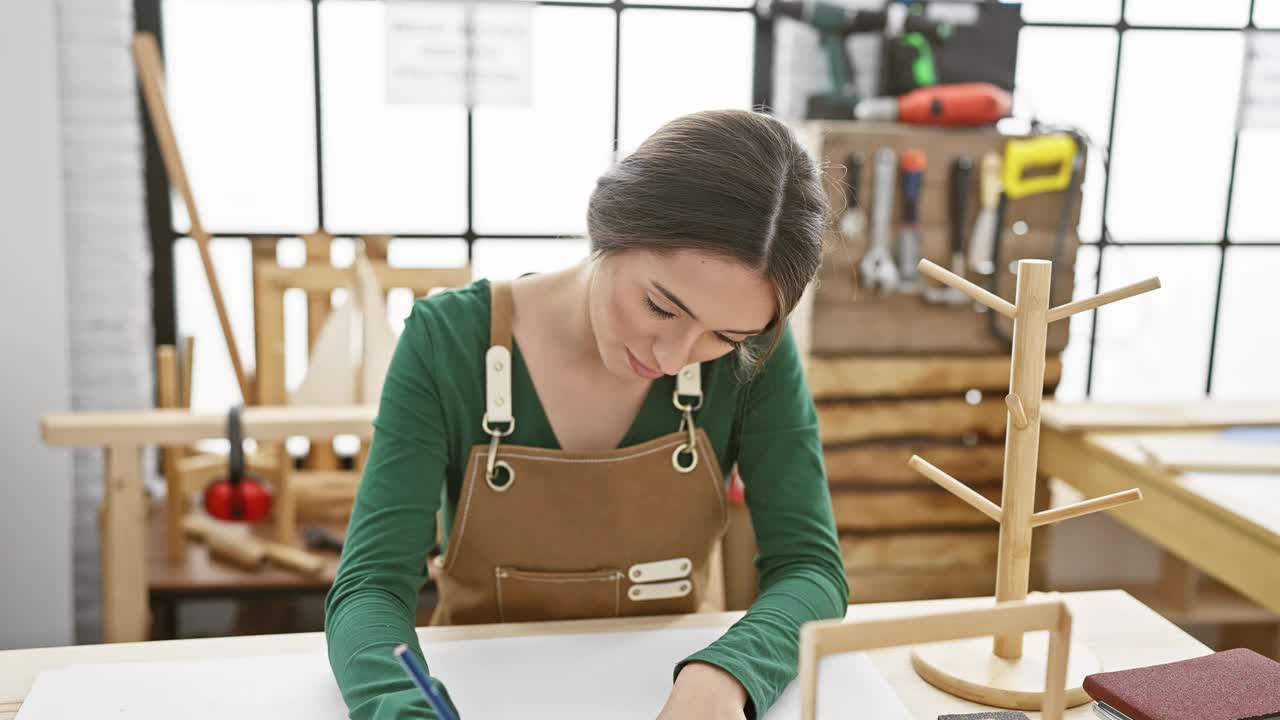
[796,121,1085,356]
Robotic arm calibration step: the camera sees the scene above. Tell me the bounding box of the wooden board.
[840,530,999,572]
[1041,401,1280,432]
[807,355,1061,400]
[846,565,998,604]
[146,499,339,595]
[1137,435,1280,473]
[805,278,1073,356]
[818,396,1009,444]
[830,485,1004,531]
[826,442,1006,487]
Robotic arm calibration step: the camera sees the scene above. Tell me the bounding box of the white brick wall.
[55,0,155,644]
[0,0,74,650]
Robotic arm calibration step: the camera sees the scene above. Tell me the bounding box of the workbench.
[0,590,1207,720]
[1040,401,1280,649]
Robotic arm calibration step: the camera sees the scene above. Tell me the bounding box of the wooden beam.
[806,355,1061,400]
[1041,401,1280,432]
[255,263,471,296]
[818,396,1009,444]
[847,565,998,604]
[831,485,1004,531]
[840,530,1000,572]
[43,406,375,447]
[825,443,1006,487]
[101,444,148,643]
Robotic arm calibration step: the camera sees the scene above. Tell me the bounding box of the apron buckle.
[483,414,516,491]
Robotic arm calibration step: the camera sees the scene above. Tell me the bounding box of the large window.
[1017,0,1278,401]
[139,0,764,412]
[139,0,1279,413]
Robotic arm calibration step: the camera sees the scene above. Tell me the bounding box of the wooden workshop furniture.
[1040,401,1280,657]
[808,354,1058,604]
[801,599,1074,719]
[0,590,1211,720]
[788,120,1091,607]
[41,406,377,643]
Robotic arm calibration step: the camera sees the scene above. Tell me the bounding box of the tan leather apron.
[430,281,729,626]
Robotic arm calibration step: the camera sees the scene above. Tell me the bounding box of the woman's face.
[588,248,777,381]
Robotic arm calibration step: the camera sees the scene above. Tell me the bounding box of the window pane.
[473,7,615,235]
[163,0,317,233]
[1107,32,1244,241]
[1053,244,1100,401]
[1020,0,1119,24]
[1258,2,1280,28]
[174,238,256,412]
[1014,28,1118,242]
[320,0,467,234]
[1211,247,1280,399]
[386,238,470,268]
[1089,246,1218,401]
[1126,0,1251,28]
[1228,129,1280,242]
[628,0,752,7]
[472,238,590,280]
[618,10,754,154]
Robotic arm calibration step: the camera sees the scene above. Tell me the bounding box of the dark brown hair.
[586,109,830,376]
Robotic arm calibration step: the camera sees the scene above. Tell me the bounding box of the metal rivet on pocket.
[680,582,690,593]
[631,569,642,580]
[629,587,642,599]
[680,561,690,573]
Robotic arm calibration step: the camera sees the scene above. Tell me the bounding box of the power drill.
[758,0,950,119]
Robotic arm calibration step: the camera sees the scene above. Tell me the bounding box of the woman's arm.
[325,303,456,720]
[674,326,849,718]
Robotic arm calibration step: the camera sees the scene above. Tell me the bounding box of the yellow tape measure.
[1001,134,1076,200]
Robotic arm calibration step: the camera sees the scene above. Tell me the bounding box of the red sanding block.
[1083,648,1280,720]
[938,713,1029,720]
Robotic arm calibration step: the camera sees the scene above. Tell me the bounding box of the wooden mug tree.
[903,257,1161,710]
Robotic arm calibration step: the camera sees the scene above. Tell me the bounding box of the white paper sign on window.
[1240,32,1280,129]
[386,0,533,107]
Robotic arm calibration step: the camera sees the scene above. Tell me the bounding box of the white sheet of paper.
[17,626,910,719]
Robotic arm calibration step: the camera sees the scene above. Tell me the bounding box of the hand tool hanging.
[896,149,927,293]
[860,148,901,293]
[968,152,1002,275]
[984,133,1082,343]
[838,152,867,294]
[925,155,973,304]
[204,405,273,523]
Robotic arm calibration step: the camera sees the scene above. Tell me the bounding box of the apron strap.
[489,280,514,351]
[485,281,515,430]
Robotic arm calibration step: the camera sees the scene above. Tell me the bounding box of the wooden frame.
[799,600,1073,720]
[43,407,376,643]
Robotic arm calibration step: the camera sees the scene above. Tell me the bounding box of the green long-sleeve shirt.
[325,279,848,719]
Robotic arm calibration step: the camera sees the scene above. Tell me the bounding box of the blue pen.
[394,643,459,720]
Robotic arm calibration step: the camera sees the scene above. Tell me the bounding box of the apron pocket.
[495,567,624,623]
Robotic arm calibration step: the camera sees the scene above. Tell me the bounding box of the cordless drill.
[758,0,950,119]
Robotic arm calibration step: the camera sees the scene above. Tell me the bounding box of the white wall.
[0,0,75,650]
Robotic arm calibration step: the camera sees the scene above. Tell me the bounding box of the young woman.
[325,109,848,720]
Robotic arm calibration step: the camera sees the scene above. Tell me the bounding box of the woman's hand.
[656,662,749,720]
